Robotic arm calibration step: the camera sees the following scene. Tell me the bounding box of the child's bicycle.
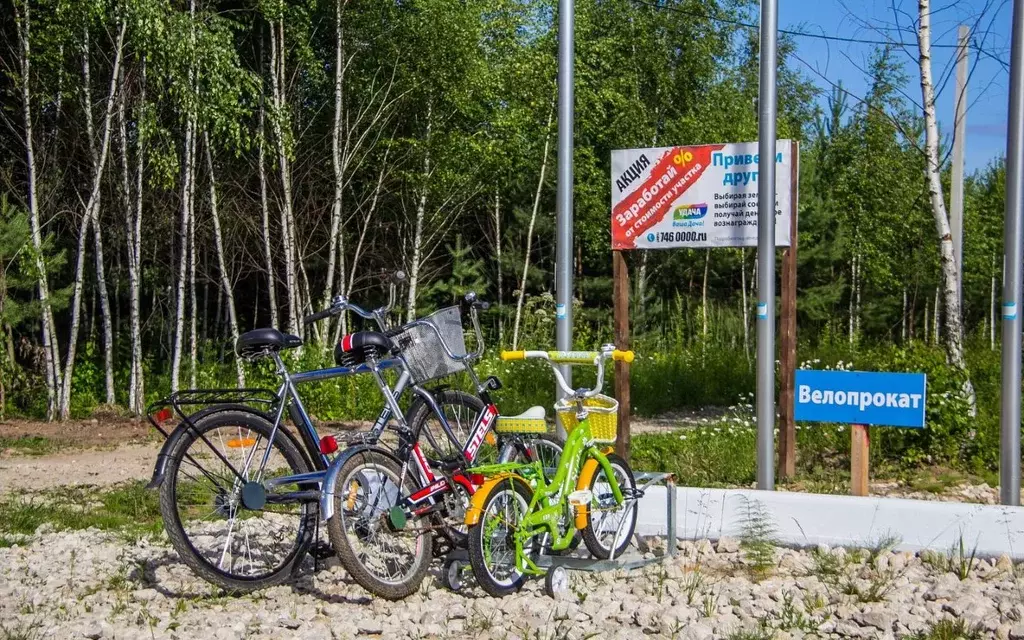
[463,344,639,596]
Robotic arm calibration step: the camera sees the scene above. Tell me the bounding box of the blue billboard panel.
[794,370,927,428]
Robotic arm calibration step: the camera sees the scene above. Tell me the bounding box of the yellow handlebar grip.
[612,349,635,363]
[501,350,525,361]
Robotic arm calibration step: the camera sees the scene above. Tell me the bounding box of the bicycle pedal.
[308,541,334,560]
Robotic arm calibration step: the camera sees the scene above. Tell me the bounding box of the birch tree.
[59,21,126,418]
[12,0,61,419]
[916,0,976,412]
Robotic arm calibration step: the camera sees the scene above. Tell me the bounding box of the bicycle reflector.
[226,437,256,448]
[154,408,173,424]
[319,435,339,455]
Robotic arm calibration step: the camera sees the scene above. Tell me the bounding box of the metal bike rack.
[444,471,677,584]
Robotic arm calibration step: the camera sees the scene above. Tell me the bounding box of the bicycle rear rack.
[146,388,279,441]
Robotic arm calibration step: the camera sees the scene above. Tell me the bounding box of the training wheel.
[544,565,569,598]
[442,559,464,592]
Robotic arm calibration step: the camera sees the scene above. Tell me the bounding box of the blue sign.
[794,370,927,428]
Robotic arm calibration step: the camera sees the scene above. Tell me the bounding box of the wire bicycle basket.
[391,306,468,384]
[554,394,619,443]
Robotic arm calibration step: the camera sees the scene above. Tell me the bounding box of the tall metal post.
[951,25,969,305]
[756,0,779,491]
[554,0,575,436]
[1000,0,1024,507]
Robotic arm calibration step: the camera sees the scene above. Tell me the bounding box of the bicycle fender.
[145,404,297,490]
[319,444,403,522]
[464,474,528,527]
[574,448,619,528]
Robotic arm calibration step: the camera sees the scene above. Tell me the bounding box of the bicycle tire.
[467,475,535,597]
[581,453,638,560]
[327,449,432,600]
[404,390,486,548]
[159,410,317,593]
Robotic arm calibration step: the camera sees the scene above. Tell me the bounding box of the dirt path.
[0,443,159,494]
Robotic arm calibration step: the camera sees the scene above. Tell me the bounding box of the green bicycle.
[464,344,639,597]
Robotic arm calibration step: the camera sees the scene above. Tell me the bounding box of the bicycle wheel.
[499,433,564,477]
[404,390,487,548]
[499,433,578,555]
[405,390,487,461]
[467,476,535,597]
[327,449,432,600]
[581,453,638,560]
[159,410,317,593]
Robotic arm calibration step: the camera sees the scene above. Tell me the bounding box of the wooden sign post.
[850,424,870,496]
[795,370,927,498]
[613,251,631,461]
[777,142,800,479]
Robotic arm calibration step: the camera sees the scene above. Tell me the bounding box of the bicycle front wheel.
[159,410,317,593]
[582,453,638,559]
[327,450,432,600]
[467,476,535,597]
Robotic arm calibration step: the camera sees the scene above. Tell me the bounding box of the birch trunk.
[512,106,554,348]
[188,179,197,390]
[493,190,503,347]
[917,0,976,411]
[932,285,940,345]
[118,60,144,414]
[14,1,60,419]
[269,16,299,336]
[171,119,194,393]
[901,287,908,342]
[80,27,116,406]
[991,254,997,350]
[59,23,126,418]
[202,133,245,385]
[406,100,433,323]
[323,0,347,340]
[924,299,930,344]
[257,101,279,329]
[848,253,857,344]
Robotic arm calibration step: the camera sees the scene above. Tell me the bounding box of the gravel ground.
[1,527,1022,639]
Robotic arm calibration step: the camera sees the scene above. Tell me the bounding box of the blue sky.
[776,0,1013,173]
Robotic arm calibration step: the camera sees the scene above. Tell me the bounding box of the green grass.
[906,619,983,640]
[0,481,162,538]
[0,436,56,456]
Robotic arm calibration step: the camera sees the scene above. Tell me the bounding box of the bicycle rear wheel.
[159,410,317,593]
[327,450,432,600]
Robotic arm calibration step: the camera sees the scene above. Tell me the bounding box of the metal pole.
[554,0,574,436]
[951,25,969,305]
[1000,0,1024,507]
[756,0,778,491]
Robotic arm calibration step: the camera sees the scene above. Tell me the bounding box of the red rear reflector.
[154,409,173,424]
[320,435,339,455]
[469,474,486,486]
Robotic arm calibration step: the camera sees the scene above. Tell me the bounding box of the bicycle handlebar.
[500,349,634,364]
[499,345,635,399]
[302,270,406,329]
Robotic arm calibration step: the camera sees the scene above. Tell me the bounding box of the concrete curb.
[634,486,1024,559]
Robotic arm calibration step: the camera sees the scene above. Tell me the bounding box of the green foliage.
[739,497,777,581]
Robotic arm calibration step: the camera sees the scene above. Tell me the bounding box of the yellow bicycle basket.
[554,394,618,443]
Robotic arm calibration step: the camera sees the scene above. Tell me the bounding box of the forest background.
[0,0,1016,486]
